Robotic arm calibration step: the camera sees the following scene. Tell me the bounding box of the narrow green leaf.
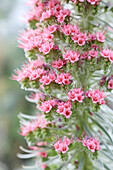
[82,121,93,136]
[100,151,113,161]
[90,117,113,144]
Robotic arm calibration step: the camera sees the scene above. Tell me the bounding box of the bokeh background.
[0,0,33,169]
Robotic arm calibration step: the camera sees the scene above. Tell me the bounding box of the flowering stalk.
[12,0,113,169]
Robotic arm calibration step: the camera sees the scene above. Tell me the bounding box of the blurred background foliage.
[0,0,33,169]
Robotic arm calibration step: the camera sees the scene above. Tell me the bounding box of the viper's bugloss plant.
[12,0,113,169]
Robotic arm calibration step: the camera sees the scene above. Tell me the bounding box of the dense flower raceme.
[12,0,113,168]
[77,136,101,153]
[25,0,70,24]
[20,115,47,136]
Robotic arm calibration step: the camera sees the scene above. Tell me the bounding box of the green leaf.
[82,121,93,136]
[90,117,113,144]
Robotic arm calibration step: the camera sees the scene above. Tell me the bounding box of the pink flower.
[63,51,71,60]
[40,10,51,21]
[54,141,61,151]
[68,92,76,101]
[40,75,52,86]
[41,42,53,55]
[72,0,77,4]
[69,52,79,63]
[57,101,72,118]
[77,38,85,46]
[55,73,72,85]
[60,144,69,154]
[38,115,47,128]
[29,69,43,80]
[88,89,106,105]
[97,32,105,42]
[63,108,72,118]
[68,88,84,102]
[49,73,56,81]
[79,0,84,2]
[55,74,64,84]
[49,99,57,107]
[52,59,63,69]
[80,136,101,153]
[108,79,113,89]
[87,0,97,5]
[89,50,98,58]
[89,33,97,40]
[20,123,32,136]
[57,105,65,115]
[64,101,72,109]
[40,101,52,113]
[40,151,47,158]
[100,49,110,58]
[62,25,71,35]
[109,51,113,62]
[54,137,73,154]
[76,95,85,103]
[57,14,65,23]
[87,141,96,153]
[41,164,47,169]
[47,25,57,33]
[63,50,79,63]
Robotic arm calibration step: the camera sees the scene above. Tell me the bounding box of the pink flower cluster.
[20,115,47,136]
[18,26,56,54]
[72,0,101,5]
[55,73,72,85]
[39,99,57,113]
[89,49,98,58]
[52,59,64,69]
[88,89,106,105]
[68,88,85,103]
[54,136,73,154]
[40,73,56,86]
[63,50,79,63]
[39,99,72,118]
[62,24,105,46]
[61,24,79,36]
[25,0,70,24]
[100,49,113,62]
[62,24,88,46]
[82,136,101,153]
[56,101,72,118]
[88,32,105,42]
[12,59,45,82]
[12,59,73,89]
